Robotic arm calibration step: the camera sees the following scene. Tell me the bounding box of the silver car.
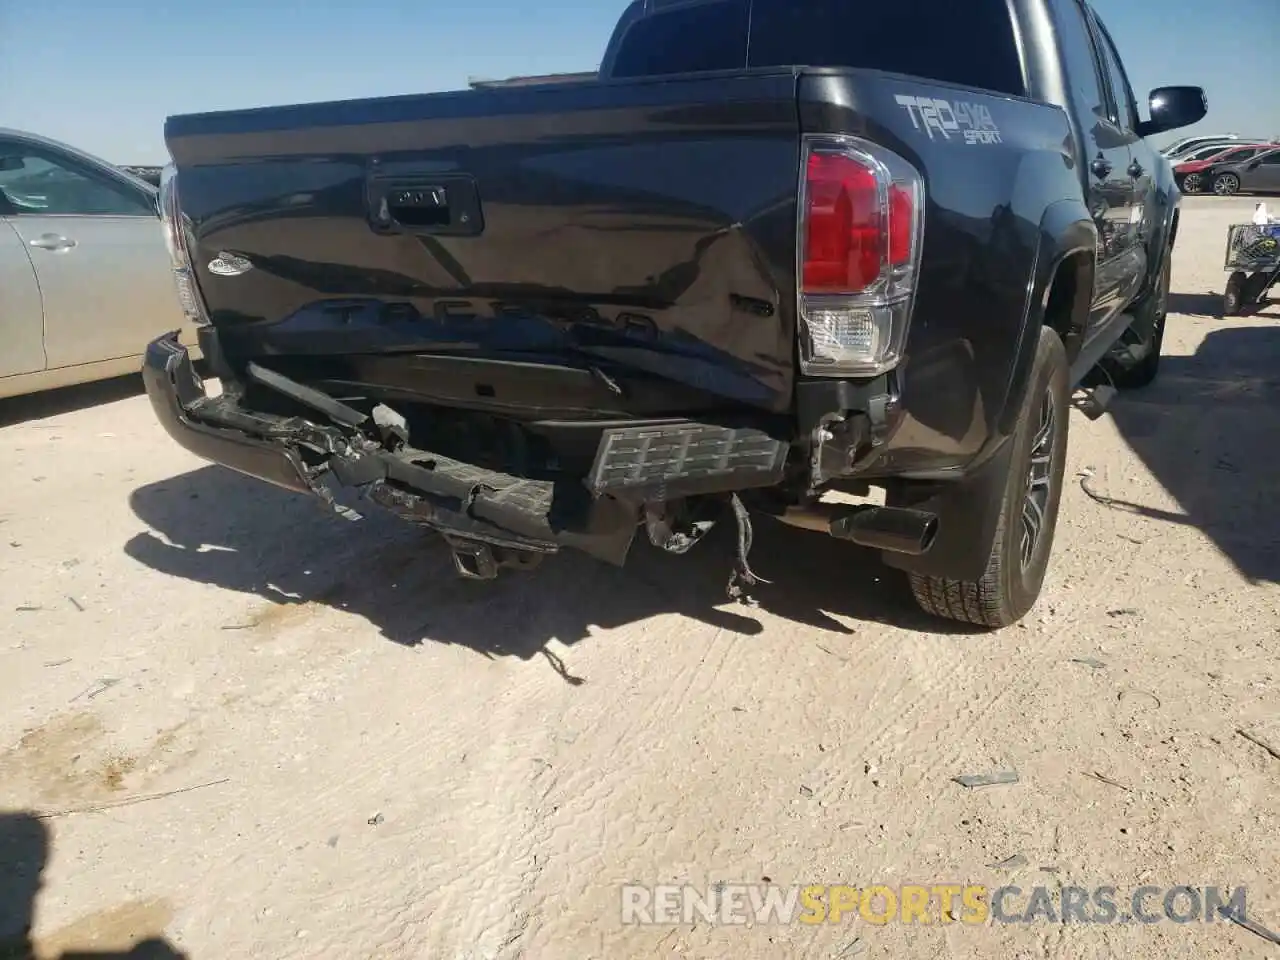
[1165,137,1267,162]
[1,129,197,400]
[1161,133,1259,158]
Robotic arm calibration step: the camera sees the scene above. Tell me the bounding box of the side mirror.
[1137,86,1208,138]
[1247,160,1262,171]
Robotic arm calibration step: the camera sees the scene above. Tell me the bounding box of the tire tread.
[909,504,1013,628]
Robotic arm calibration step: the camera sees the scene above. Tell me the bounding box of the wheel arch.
[1143,182,1180,293]
[996,201,1095,437]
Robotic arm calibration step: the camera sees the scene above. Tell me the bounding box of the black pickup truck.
[143,0,1206,627]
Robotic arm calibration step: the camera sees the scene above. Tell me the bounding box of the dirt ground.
[1,195,1278,960]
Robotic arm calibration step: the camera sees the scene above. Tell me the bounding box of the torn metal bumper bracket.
[444,535,545,581]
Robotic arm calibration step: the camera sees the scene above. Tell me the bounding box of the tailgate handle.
[386,186,450,227]
[367,174,483,237]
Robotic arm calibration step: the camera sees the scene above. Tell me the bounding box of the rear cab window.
[607,0,1026,97]
[609,1,749,78]
[748,0,1025,96]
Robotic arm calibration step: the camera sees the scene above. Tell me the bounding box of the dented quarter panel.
[797,70,1079,475]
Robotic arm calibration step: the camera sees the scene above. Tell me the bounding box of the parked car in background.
[1165,137,1266,163]
[1161,133,1250,157]
[1169,143,1248,168]
[0,129,197,400]
[1176,142,1264,165]
[1176,143,1278,193]
[1200,146,1280,196]
[119,165,164,186]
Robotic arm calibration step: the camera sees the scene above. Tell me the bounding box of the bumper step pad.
[586,423,788,501]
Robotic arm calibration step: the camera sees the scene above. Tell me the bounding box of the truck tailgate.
[165,73,802,413]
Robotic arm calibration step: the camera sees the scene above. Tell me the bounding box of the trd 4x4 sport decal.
[895,94,1004,145]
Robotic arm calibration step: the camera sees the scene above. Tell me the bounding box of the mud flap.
[879,437,1014,582]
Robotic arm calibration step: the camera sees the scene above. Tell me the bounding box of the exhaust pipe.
[828,505,938,556]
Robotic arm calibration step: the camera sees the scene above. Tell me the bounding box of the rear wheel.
[1213,173,1241,196]
[909,327,1069,628]
[1224,271,1248,315]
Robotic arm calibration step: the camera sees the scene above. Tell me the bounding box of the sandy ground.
[1,195,1278,960]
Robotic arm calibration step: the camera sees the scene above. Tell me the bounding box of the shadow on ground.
[1108,322,1280,584]
[0,377,145,429]
[1166,291,1224,319]
[125,465,974,669]
[0,813,185,959]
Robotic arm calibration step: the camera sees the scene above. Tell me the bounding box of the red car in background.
[1177,143,1278,193]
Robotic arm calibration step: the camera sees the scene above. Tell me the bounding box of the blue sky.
[1,0,1277,164]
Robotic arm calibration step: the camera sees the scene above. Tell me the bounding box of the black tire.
[1103,246,1170,389]
[909,327,1070,628]
[1213,173,1241,196]
[1179,173,1203,194]
[1224,271,1247,316]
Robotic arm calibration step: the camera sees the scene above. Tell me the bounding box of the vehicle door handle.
[1091,156,1113,179]
[1128,161,1144,178]
[28,233,77,252]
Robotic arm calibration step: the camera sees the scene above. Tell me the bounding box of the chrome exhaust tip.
[828,505,939,556]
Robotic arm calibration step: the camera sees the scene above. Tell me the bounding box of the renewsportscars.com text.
[620,883,1248,926]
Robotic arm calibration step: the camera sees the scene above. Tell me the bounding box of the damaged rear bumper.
[143,335,317,497]
[141,332,790,574]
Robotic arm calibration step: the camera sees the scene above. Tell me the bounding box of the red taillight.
[802,151,916,293]
[888,184,913,266]
[803,152,882,293]
[797,136,924,377]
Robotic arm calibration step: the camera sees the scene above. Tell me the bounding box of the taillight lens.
[888,184,914,266]
[803,152,881,292]
[158,162,211,328]
[798,136,924,377]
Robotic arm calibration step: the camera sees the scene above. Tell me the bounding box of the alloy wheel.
[1020,388,1056,570]
[1214,174,1240,196]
